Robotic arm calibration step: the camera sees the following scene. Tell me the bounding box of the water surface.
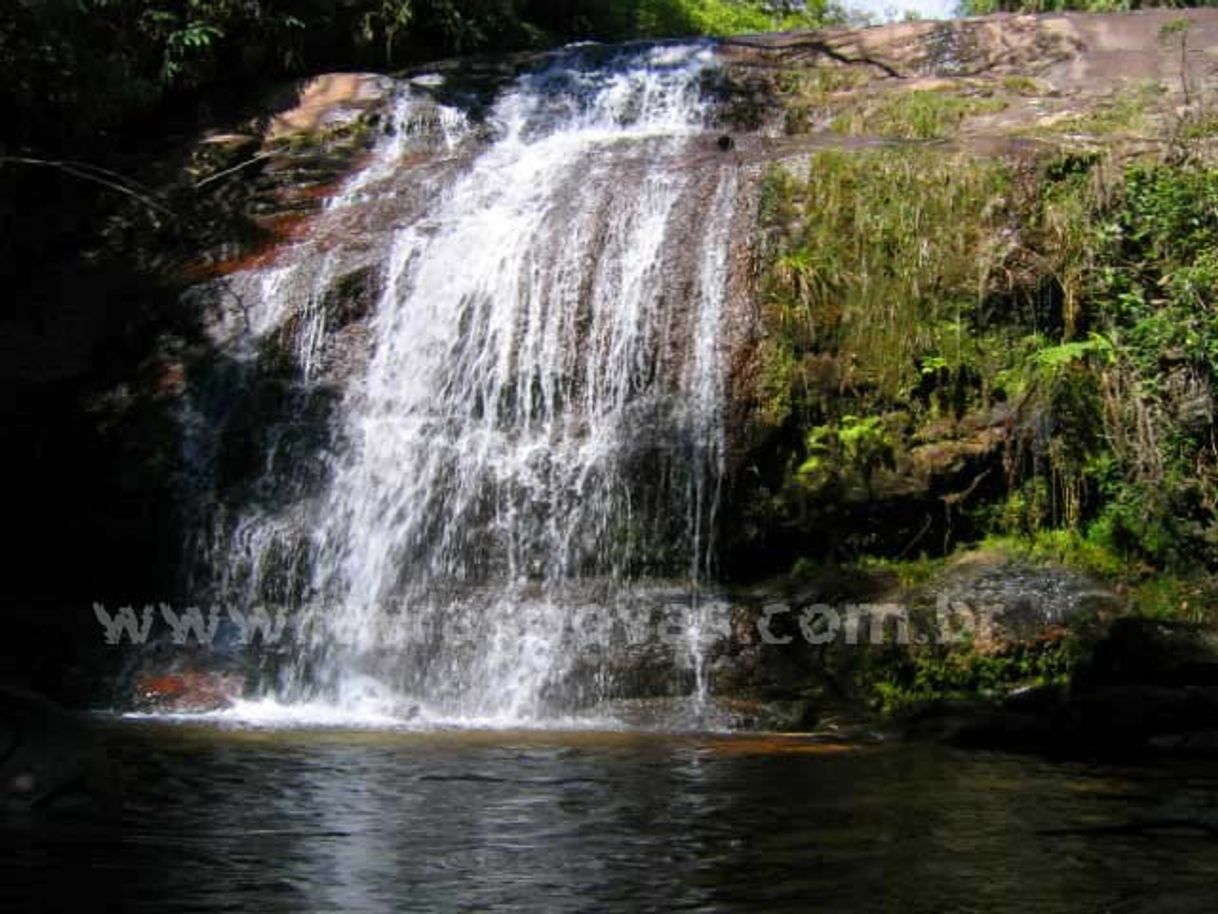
[6,722,1217,912]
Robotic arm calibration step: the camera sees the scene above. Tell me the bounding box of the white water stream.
[191,43,742,726]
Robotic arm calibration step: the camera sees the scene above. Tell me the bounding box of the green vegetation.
[854,553,947,589]
[742,46,1218,615]
[873,635,1077,712]
[629,0,829,37]
[775,66,868,135]
[962,0,1214,13]
[1035,83,1162,137]
[0,0,837,351]
[1079,162,1218,565]
[745,137,1218,616]
[0,0,833,155]
[797,415,897,497]
[756,148,1010,425]
[978,531,1126,581]
[774,78,1010,141]
[1001,75,1044,97]
[830,88,1006,140]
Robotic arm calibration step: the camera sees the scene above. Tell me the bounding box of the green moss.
[759,148,1010,404]
[873,636,1078,713]
[979,531,1127,581]
[1130,576,1216,623]
[1037,82,1164,136]
[1001,75,1045,97]
[855,554,948,589]
[630,0,832,36]
[755,335,797,430]
[830,88,1007,140]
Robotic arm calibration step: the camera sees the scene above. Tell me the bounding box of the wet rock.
[0,687,102,813]
[749,698,820,732]
[900,699,1016,744]
[322,265,382,329]
[590,697,732,730]
[1075,617,1218,690]
[1071,685,1218,747]
[918,619,1218,758]
[265,73,391,141]
[709,641,815,704]
[591,696,820,732]
[132,671,244,713]
[606,643,696,701]
[907,428,1006,482]
[717,551,1117,712]
[1003,682,1068,716]
[923,550,1120,648]
[1147,730,1218,756]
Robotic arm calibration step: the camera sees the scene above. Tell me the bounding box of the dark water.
[5,722,1218,912]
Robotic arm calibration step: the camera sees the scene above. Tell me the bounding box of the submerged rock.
[590,695,824,733]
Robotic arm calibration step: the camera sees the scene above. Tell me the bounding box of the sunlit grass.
[760,148,1011,404]
[830,88,1007,139]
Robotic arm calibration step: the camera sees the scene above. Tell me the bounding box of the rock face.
[266,73,391,139]
[908,618,1218,758]
[698,550,1123,732]
[693,10,1218,745]
[1078,617,1218,689]
[718,10,1218,139]
[712,9,1218,578]
[179,73,393,280]
[926,551,1121,644]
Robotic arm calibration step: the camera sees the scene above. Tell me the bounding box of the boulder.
[0,687,103,813]
[133,671,244,713]
[923,550,1121,648]
[917,619,1218,758]
[1075,617,1218,689]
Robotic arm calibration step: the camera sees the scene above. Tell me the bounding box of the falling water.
[192,42,743,726]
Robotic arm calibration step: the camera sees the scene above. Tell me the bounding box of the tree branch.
[1,155,175,217]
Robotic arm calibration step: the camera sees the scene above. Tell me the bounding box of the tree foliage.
[961,0,1218,13]
[0,0,831,155]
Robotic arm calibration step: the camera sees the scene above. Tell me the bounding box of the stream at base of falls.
[7,720,1218,913]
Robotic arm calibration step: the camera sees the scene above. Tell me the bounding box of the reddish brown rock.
[134,672,243,713]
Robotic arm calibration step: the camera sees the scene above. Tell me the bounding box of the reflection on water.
[4,722,1218,912]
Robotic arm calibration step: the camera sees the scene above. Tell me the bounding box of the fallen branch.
[195,151,274,190]
[722,35,908,79]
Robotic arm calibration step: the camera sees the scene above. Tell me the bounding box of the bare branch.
[195,151,274,190]
[1,155,175,217]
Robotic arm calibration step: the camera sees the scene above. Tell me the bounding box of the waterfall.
[190,42,743,726]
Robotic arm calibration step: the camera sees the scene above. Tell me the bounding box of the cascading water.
[190,42,744,726]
